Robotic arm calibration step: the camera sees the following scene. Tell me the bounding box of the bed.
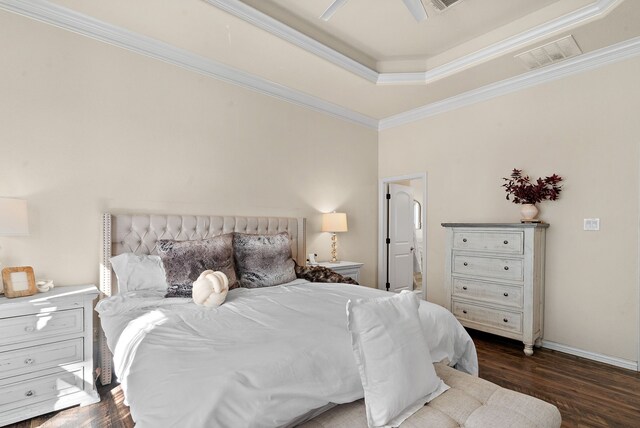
[96,213,479,427]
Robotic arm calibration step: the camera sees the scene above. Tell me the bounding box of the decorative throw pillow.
[233,232,296,288]
[109,253,168,294]
[294,263,359,285]
[158,234,238,297]
[346,291,449,428]
[192,270,229,307]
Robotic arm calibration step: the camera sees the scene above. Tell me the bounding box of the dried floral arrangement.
[502,169,563,204]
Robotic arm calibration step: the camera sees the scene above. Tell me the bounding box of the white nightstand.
[0,284,100,426]
[315,261,364,283]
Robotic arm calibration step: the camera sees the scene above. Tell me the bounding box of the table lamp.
[321,212,348,263]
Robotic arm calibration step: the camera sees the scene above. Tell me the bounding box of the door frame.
[378,172,428,300]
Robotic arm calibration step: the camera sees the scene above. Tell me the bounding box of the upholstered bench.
[300,363,562,428]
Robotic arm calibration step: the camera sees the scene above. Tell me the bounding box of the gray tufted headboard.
[98,212,306,385]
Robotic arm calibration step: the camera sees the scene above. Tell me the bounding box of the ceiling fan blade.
[401,0,428,21]
[320,0,349,21]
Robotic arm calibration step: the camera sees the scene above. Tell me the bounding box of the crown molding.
[2,0,639,132]
[207,0,623,85]
[203,0,379,83]
[0,0,379,130]
[379,36,640,130]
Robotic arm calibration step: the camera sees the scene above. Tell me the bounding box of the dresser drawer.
[0,308,84,347]
[0,339,83,378]
[452,278,523,308]
[452,301,522,334]
[453,231,523,254]
[453,254,524,281]
[0,368,83,412]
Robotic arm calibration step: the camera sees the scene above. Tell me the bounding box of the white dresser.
[0,285,100,426]
[315,261,363,282]
[442,223,548,355]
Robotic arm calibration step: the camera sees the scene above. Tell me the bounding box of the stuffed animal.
[192,270,229,307]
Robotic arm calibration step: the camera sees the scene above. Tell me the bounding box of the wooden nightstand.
[315,261,364,283]
[0,284,100,426]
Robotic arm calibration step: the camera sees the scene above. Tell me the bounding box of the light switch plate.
[583,218,600,231]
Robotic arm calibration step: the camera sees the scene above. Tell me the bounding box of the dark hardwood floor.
[7,330,640,427]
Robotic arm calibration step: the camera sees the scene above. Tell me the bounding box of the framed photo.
[2,266,37,298]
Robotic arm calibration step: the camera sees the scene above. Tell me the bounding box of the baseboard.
[542,340,638,371]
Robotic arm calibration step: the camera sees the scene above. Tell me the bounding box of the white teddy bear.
[192,270,229,307]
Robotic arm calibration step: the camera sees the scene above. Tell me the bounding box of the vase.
[520,204,539,221]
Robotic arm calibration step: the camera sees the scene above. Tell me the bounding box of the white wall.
[0,11,378,287]
[379,56,640,363]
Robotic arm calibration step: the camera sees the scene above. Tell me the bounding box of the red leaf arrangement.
[502,169,563,204]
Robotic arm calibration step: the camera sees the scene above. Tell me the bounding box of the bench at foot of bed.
[300,363,561,428]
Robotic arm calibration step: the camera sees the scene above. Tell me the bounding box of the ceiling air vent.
[515,35,583,70]
[431,0,464,11]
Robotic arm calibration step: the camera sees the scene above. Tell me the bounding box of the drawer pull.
[24,326,35,333]
[503,240,509,244]
[504,266,509,271]
[503,318,509,323]
[25,390,34,397]
[462,286,468,290]
[462,310,467,314]
[462,238,467,243]
[503,292,509,297]
[24,358,35,365]
[463,262,468,267]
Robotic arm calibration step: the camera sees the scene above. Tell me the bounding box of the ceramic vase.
[520,203,539,221]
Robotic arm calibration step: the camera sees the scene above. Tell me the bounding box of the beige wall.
[0,12,378,287]
[379,57,640,362]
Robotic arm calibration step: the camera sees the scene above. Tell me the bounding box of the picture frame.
[2,266,37,298]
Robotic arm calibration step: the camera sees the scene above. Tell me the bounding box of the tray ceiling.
[2,0,639,125]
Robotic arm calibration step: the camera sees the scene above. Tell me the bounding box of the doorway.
[378,173,427,299]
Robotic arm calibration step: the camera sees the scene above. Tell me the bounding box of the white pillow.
[346,291,448,428]
[110,253,168,294]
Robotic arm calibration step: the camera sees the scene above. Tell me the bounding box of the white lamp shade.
[0,198,29,236]
[322,212,348,233]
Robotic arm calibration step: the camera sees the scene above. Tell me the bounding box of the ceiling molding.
[207,0,623,85]
[0,0,379,130]
[2,0,639,133]
[204,0,379,83]
[379,36,640,130]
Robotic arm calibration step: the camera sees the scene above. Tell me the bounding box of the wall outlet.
[583,218,600,231]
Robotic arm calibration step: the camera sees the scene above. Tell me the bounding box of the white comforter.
[96,281,477,428]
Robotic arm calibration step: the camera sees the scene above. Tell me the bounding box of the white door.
[388,183,414,292]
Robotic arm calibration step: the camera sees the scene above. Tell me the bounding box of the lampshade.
[322,212,348,233]
[0,198,29,236]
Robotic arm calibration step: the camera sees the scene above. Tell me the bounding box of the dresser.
[442,223,548,355]
[0,285,100,426]
[315,261,363,282]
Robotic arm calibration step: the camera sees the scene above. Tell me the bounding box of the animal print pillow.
[233,232,296,288]
[158,234,238,297]
[294,263,359,285]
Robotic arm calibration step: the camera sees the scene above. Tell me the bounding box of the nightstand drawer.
[452,301,522,334]
[0,339,83,378]
[453,231,523,254]
[0,308,84,347]
[452,278,523,308]
[453,254,524,281]
[0,368,84,412]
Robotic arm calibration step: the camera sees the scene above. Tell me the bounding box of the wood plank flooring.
[6,330,640,427]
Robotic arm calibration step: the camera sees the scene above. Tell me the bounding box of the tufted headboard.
[98,212,306,385]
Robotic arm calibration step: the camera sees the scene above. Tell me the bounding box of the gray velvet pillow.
[233,232,296,288]
[158,234,238,297]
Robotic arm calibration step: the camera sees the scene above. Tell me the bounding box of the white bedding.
[96,281,477,428]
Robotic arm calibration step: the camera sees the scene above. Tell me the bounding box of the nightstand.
[315,261,364,282]
[0,284,100,426]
